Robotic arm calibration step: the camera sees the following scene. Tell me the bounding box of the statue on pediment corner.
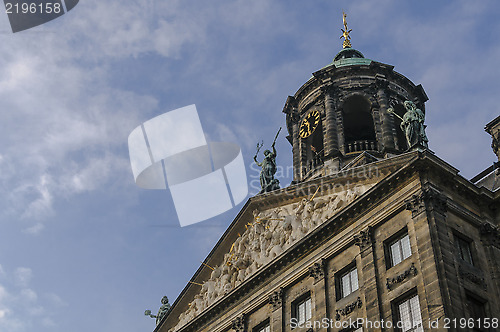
[400,100,428,149]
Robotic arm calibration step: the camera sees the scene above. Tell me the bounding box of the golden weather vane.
[340,11,352,48]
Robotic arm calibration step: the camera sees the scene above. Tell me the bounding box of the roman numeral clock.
[299,109,320,139]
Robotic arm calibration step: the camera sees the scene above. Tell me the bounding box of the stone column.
[308,260,328,331]
[292,121,300,183]
[268,288,283,332]
[479,223,500,317]
[354,227,383,328]
[336,107,345,155]
[323,88,340,160]
[376,86,395,152]
[405,186,454,330]
[299,125,308,181]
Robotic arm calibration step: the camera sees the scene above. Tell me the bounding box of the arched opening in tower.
[342,95,377,153]
[309,120,324,169]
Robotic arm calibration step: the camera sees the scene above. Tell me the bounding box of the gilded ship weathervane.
[340,11,352,48]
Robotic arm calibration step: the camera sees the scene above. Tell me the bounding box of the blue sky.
[0,0,499,331]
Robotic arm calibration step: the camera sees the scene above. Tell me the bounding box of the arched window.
[342,95,377,153]
[309,120,324,169]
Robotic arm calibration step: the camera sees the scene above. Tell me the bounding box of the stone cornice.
[292,60,423,113]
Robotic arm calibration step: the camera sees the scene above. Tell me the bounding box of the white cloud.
[0,266,63,331]
[62,0,202,59]
[0,309,8,319]
[22,223,45,235]
[20,289,38,304]
[13,268,32,288]
[43,293,68,308]
[0,37,159,228]
[41,317,56,328]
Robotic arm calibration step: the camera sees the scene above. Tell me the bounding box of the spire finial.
[340,11,352,48]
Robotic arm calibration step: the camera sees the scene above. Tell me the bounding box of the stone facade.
[155,48,500,332]
[156,152,500,332]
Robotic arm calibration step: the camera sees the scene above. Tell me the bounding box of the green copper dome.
[332,47,372,67]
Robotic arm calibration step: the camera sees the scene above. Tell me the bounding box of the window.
[293,296,312,325]
[253,321,270,332]
[455,235,473,265]
[340,267,359,298]
[389,233,412,267]
[397,294,423,332]
[465,295,487,331]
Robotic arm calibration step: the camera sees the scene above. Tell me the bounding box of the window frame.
[393,292,423,332]
[454,233,474,266]
[292,293,312,326]
[252,319,270,332]
[340,266,359,299]
[465,292,488,332]
[385,229,412,269]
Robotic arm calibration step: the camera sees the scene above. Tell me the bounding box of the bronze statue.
[400,101,428,149]
[388,101,428,150]
[145,296,171,326]
[254,128,281,193]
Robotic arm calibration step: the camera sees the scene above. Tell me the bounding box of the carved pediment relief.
[171,183,375,331]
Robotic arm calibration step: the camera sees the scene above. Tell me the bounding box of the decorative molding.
[308,260,325,282]
[375,76,389,89]
[491,132,499,156]
[268,288,284,311]
[335,297,362,320]
[231,314,247,332]
[480,222,500,249]
[405,186,447,218]
[354,227,373,251]
[459,269,487,290]
[386,263,418,290]
[314,98,324,109]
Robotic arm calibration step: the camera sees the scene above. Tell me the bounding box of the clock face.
[299,109,320,138]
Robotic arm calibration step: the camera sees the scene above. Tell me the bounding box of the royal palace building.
[155,18,500,332]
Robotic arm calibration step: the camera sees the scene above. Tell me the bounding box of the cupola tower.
[283,15,428,183]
